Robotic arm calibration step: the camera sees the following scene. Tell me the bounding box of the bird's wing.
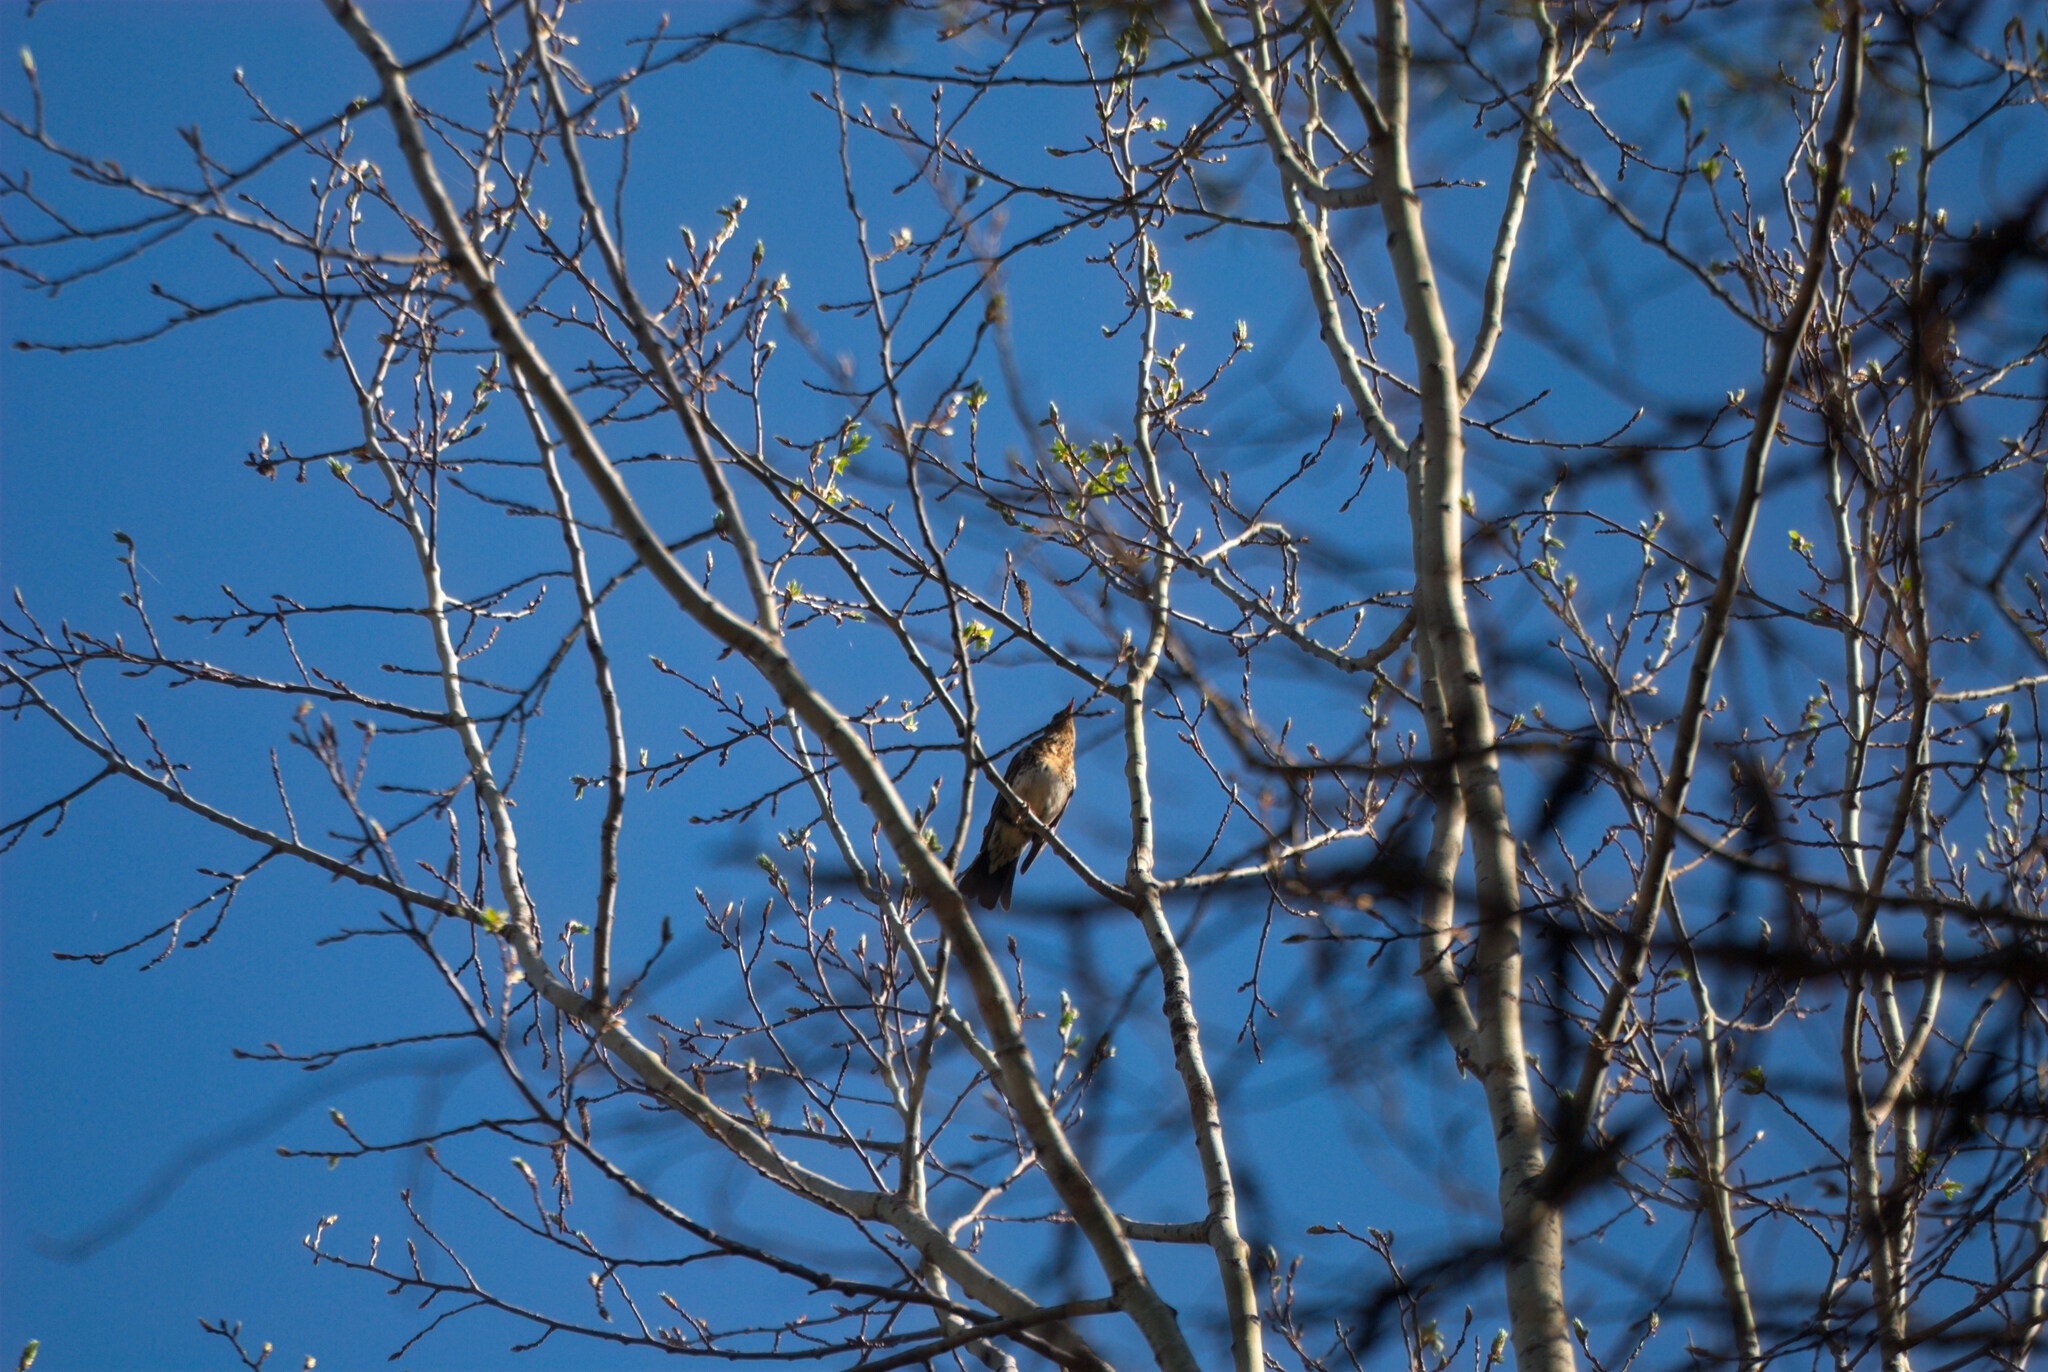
[1002,740,1042,783]
[977,792,1030,871]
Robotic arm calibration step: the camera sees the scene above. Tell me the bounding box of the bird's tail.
[954,853,1016,911]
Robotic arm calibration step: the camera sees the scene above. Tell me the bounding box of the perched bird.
[956,701,1077,910]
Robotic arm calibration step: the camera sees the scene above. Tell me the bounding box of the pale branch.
[1369,0,1563,1364]
[1557,0,1867,1166]
[513,373,630,1007]
[328,7,1201,1367]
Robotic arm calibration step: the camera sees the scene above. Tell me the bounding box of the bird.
[956,700,1077,910]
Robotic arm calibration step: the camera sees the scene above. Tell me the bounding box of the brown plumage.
[956,701,1077,910]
